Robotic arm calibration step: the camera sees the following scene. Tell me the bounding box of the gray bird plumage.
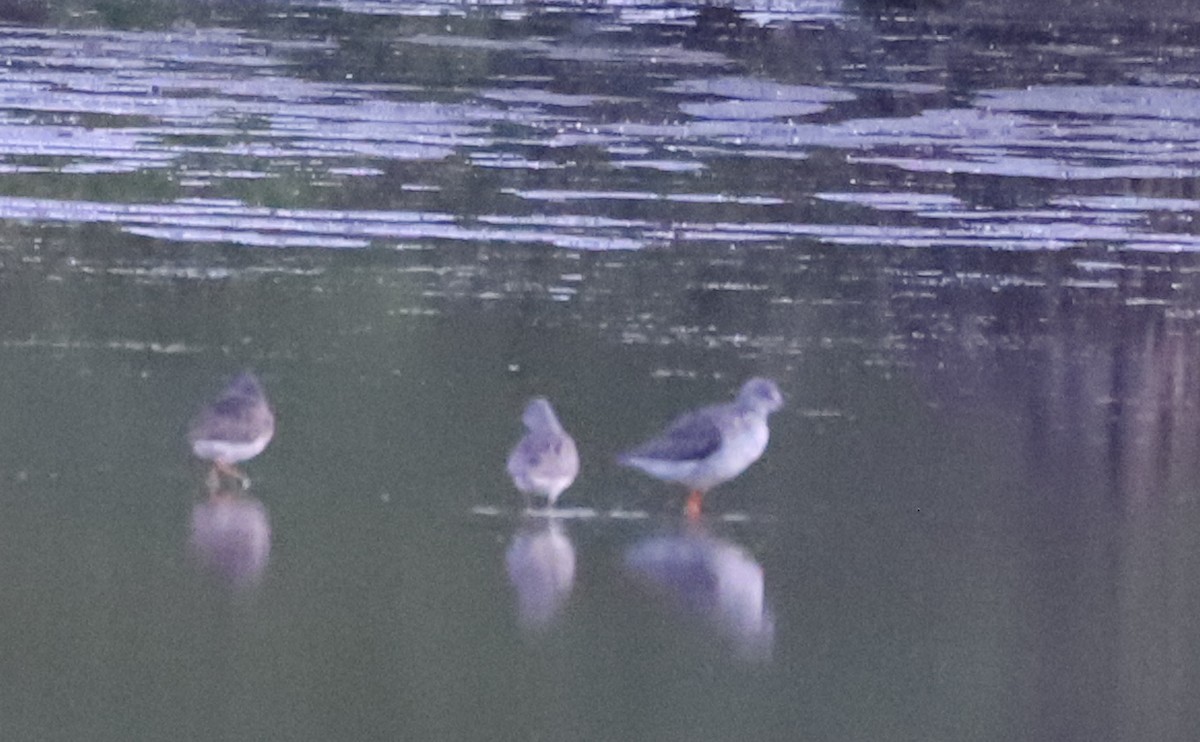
[619,378,783,515]
[189,371,275,490]
[507,398,579,507]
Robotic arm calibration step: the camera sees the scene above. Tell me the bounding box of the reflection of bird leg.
[207,487,236,504]
[215,460,250,490]
[206,465,221,495]
[685,490,704,520]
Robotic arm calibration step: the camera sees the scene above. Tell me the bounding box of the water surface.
[1,1,1200,740]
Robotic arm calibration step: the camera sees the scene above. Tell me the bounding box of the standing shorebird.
[507,397,579,509]
[189,371,275,491]
[618,377,783,518]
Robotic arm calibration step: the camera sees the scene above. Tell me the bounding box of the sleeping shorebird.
[506,397,579,509]
[618,377,783,518]
[188,371,275,491]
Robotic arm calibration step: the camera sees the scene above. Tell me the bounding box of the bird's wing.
[621,408,723,464]
[509,431,578,478]
[189,395,273,443]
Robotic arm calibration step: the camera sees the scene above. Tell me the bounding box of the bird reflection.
[624,526,773,660]
[505,516,576,632]
[189,489,271,590]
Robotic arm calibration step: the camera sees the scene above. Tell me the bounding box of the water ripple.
[0,9,1196,256]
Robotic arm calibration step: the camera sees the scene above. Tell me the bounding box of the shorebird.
[188,371,275,491]
[507,397,579,509]
[618,377,783,518]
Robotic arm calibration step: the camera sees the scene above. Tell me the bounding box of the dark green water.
[2,1,1200,740]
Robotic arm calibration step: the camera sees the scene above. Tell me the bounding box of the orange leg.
[214,460,250,489]
[685,490,704,520]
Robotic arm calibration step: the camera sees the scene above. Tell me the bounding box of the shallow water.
[3,0,1200,740]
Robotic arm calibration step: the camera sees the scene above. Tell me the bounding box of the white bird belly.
[192,434,271,464]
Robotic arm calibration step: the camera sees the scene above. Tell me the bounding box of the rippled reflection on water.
[3,1,1200,254]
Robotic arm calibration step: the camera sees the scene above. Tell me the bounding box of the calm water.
[2,0,1200,740]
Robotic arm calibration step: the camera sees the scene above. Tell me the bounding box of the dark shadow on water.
[891,252,1200,513]
[887,249,1200,741]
